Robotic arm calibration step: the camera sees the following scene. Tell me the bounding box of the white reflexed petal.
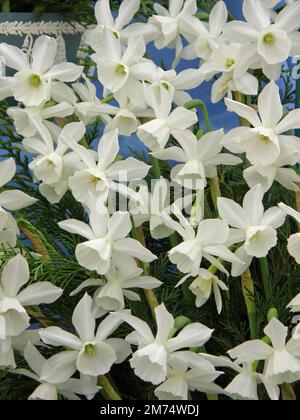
[1,254,29,298]
[0,43,29,71]
[264,318,288,350]
[167,323,213,352]
[115,0,140,29]
[217,197,249,229]
[40,350,78,384]
[258,81,283,128]
[72,294,95,343]
[31,36,57,74]
[39,327,82,350]
[243,0,271,30]
[228,340,273,362]
[0,190,37,211]
[0,158,16,188]
[287,233,300,264]
[114,238,157,262]
[17,282,63,306]
[225,98,261,128]
[243,184,265,226]
[44,63,83,82]
[155,304,174,343]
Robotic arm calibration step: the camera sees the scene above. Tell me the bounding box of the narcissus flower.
[114,303,213,385]
[13,342,100,400]
[223,0,300,79]
[228,318,300,385]
[39,294,131,378]
[224,81,300,166]
[0,254,63,338]
[0,36,83,106]
[218,184,285,276]
[59,204,156,275]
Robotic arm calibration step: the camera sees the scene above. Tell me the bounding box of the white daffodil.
[163,206,241,276]
[0,35,83,106]
[154,351,223,400]
[278,202,300,265]
[154,129,241,190]
[181,1,228,62]
[115,303,213,385]
[0,254,63,338]
[218,184,285,276]
[0,158,37,246]
[92,30,156,107]
[228,318,300,385]
[224,81,300,166]
[200,43,258,103]
[148,66,204,106]
[64,128,150,204]
[137,84,197,151]
[201,354,280,400]
[7,102,74,138]
[130,178,194,240]
[13,343,100,400]
[70,261,161,311]
[74,80,154,136]
[59,204,156,276]
[244,142,300,192]
[223,0,300,80]
[176,269,228,315]
[26,122,84,204]
[86,0,156,51]
[0,329,41,369]
[40,294,131,378]
[150,0,198,66]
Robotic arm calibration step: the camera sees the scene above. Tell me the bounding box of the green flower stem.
[210,176,221,213]
[169,232,179,248]
[1,0,10,12]
[241,269,258,339]
[260,257,272,302]
[98,376,122,400]
[101,95,114,104]
[184,99,212,133]
[136,225,159,317]
[150,155,161,179]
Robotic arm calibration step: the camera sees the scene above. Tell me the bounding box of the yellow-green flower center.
[260,135,271,143]
[263,32,275,45]
[226,58,235,69]
[115,64,127,75]
[85,344,96,357]
[29,74,42,87]
[162,82,170,90]
[90,175,101,186]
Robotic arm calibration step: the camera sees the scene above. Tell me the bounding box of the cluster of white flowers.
[0,0,300,401]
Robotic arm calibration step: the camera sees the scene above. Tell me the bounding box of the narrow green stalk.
[184,99,212,132]
[101,95,114,104]
[136,225,159,316]
[169,232,179,248]
[260,257,272,301]
[98,376,122,400]
[241,269,258,339]
[210,176,221,213]
[150,155,161,179]
[190,189,203,226]
[1,0,10,13]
